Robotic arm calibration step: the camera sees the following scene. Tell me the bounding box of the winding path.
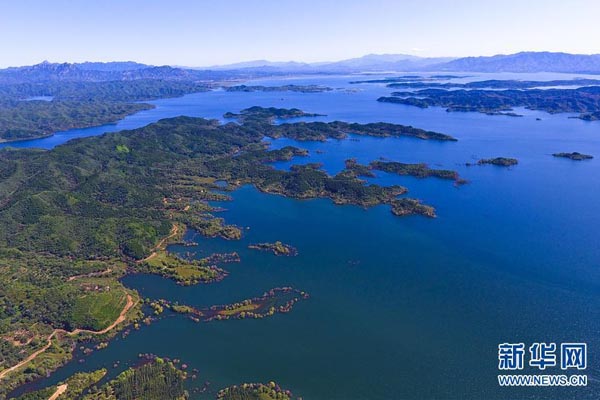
[0,224,174,381]
[48,384,68,400]
[0,294,135,381]
[67,268,113,282]
[137,223,180,263]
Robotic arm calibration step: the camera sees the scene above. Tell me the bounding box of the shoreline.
[0,104,156,145]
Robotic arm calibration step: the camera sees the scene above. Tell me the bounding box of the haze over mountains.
[2,52,600,84]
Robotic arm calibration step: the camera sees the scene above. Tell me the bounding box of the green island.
[0,106,453,397]
[391,198,436,218]
[552,152,594,160]
[248,242,298,256]
[157,287,309,322]
[224,106,324,123]
[475,157,519,167]
[224,84,332,93]
[217,382,294,400]
[343,158,466,185]
[0,80,209,142]
[369,160,466,184]
[225,106,457,141]
[200,252,241,265]
[378,86,600,118]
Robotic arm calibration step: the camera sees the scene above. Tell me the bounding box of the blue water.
[7,74,600,400]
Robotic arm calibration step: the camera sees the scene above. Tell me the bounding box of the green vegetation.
[343,158,376,177]
[217,382,294,400]
[224,106,456,142]
[391,198,436,218]
[0,80,209,102]
[370,160,465,183]
[140,250,227,285]
[70,290,128,331]
[15,369,108,400]
[0,100,152,141]
[552,152,593,160]
[378,86,600,118]
[476,157,519,167]
[0,80,210,141]
[224,106,324,123]
[14,388,57,400]
[82,358,187,400]
[0,250,137,396]
[162,287,309,322]
[248,241,298,256]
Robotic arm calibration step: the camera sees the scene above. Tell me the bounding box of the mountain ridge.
[3,52,600,83]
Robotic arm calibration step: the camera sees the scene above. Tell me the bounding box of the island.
[248,241,298,256]
[475,157,519,167]
[224,105,324,123]
[224,84,332,93]
[343,158,466,185]
[160,287,309,322]
[552,152,594,160]
[378,86,600,118]
[384,78,600,90]
[225,106,457,141]
[391,198,436,218]
[370,160,466,184]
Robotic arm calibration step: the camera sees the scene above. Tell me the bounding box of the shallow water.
[8,73,600,399]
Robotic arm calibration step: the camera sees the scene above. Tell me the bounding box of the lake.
[7,73,600,399]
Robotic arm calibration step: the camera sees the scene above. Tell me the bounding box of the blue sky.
[1,0,599,67]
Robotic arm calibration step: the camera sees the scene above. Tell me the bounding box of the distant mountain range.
[202,54,454,73]
[2,52,600,84]
[201,52,600,74]
[0,61,225,84]
[429,52,600,74]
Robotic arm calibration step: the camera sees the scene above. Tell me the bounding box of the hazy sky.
[1,0,599,67]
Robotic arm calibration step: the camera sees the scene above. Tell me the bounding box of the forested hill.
[0,108,451,261]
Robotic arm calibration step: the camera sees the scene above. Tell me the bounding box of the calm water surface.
[8,73,600,400]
